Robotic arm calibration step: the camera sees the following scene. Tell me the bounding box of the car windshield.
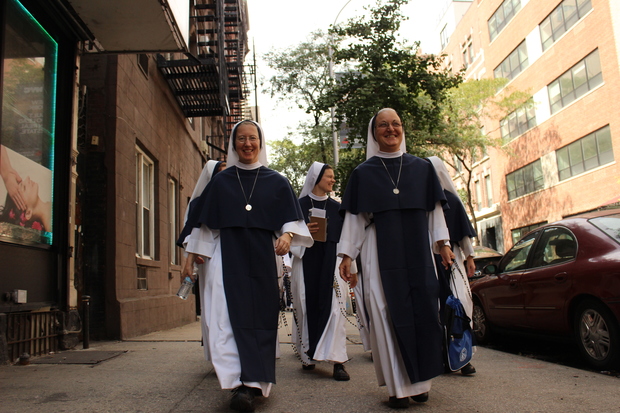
[589,214,620,244]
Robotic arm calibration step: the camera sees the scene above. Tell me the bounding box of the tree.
[321,0,462,188]
[267,119,333,195]
[264,30,336,165]
[430,78,532,229]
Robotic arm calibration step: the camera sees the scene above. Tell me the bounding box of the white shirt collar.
[236,161,262,170]
[377,150,403,159]
[309,192,329,201]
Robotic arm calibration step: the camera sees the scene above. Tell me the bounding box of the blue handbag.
[445,294,473,371]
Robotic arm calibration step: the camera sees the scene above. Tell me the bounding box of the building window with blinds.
[488,0,522,42]
[556,125,613,181]
[500,99,537,143]
[136,147,155,259]
[493,41,528,81]
[168,177,179,265]
[540,0,592,52]
[506,159,544,201]
[548,49,602,114]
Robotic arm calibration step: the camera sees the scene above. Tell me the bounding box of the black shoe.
[333,363,350,381]
[388,396,409,409]
[411,392,429,403]
[302,364,316,370]
[460,363,476,376]
[230,386,255,412]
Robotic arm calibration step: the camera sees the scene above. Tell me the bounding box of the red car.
[471,209,620,370]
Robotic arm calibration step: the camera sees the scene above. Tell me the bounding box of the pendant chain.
[236,166,260,211]
[309,196,328,210]
[379,155,403,194]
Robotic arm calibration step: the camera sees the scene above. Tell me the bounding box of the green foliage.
[268,120,335,195]
[428,78,533,226]
[265,31,339,189]
[264,30,333,116]
[321,0,462,188]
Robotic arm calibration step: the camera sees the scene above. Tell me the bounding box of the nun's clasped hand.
[275,232,293,256]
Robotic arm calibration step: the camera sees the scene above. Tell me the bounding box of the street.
[1,313,619,413]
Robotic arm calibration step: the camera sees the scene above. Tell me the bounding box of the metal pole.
[329,46,339,166]
[82,295,90,349]
[329,0,354,166]
[253,38,260,122]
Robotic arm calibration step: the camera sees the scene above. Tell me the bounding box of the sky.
[244,0,451,146]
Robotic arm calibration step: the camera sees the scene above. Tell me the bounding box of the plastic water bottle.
[177,265,196,300]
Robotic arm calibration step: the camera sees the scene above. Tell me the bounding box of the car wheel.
[472,302,491,344]
[574,299,620,370]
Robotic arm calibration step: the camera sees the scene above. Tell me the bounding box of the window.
[138,54,149,77]
[494,41,528,81]
[454,155,463,173]
[502,231,537,272]
[168,177,179,265]
[475,180,482,211]
[506,159,544,200]
[462,36,474,68]
[137,266,148,290]
[488,0,522,42]
[540,0,592,51]
[590,214,620,244]
[1,0,58,246]
[510,222,546,247]
[485,175,493,207]
[500,99,537,142]
[136,147,155,259]
[440,24,449,50]
[548,49,602,114]
[530,227,576,268]
[557,125,614,181]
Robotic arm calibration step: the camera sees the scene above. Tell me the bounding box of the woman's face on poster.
[19,176,39,209]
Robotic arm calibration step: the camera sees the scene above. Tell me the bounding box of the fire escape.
[156,0,251,152]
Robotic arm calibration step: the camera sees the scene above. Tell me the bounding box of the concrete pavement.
[1,312,619,413]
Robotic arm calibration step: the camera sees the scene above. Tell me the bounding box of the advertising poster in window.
[0,0,57,245]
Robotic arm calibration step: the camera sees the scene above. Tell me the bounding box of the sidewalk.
[1,312,619,412]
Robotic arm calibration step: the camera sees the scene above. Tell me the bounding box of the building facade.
[1,0,251,363]
[438,0,620,251]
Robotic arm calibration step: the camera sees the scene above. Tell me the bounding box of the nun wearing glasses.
[338,108,454,409]
[178,120,312,412]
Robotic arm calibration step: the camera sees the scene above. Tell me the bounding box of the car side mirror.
[483,264,497,274]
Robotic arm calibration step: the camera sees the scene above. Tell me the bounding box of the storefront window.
[1,0,57,245]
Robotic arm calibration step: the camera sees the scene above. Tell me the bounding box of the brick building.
[437,0,620,251]
[1,0,251,362]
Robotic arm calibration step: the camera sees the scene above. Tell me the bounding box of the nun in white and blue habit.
[428,156,478,375]
[289,162,355,381]
[337,108,453,406]
[178,120,312,407]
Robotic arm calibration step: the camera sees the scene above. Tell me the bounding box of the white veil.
[299,161,328,199]
[428,156,460,197]
[183,159,222,224]
[226,120,269,168]
[366,108,407,160]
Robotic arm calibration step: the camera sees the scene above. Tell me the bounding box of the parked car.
[470,245,503,281]
[471,209,620,370]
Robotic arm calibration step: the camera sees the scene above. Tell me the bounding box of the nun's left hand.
[275,232,293,256]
